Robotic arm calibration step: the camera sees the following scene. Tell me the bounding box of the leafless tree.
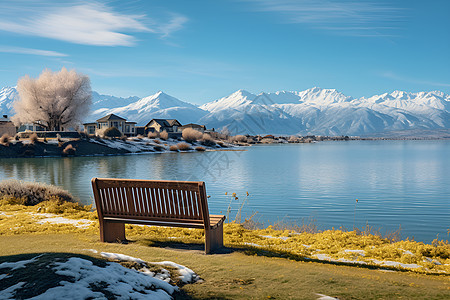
[12,68,92,131]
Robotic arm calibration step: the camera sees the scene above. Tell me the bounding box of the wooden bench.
[91,178,225,254]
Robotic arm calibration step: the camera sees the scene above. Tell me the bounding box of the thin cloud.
[159,14,189,38]
[0,46,67,57]
[382,71,450,88]
[0,1,187,46]
[245,0,404,37]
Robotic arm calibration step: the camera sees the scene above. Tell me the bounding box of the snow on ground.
[30,212,94,229]
[0,255,42,270]
[89,136,230,154]
[101,252,201,284]
[0,252,201,299]
[316,293,339,300]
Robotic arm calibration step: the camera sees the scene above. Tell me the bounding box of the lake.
[0,140,449,243]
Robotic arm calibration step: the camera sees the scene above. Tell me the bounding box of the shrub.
[103,127,122,138]
[29,133,38,144]
[147,131,159,139]
[177,142,192,151]
[120,135,128,141]
[195,146,205,152]
[182,128,202,143]
[0,134,10,146]
[200,133,216,147]
[0,179,77,205]
[14,134,20,141]
[232,135,247,143]
[153,145,164,152]
[153,139,161,144]
[62,144,76,155]
[288,135,300,143]
[169,145,179,151]
[159,130,169,140]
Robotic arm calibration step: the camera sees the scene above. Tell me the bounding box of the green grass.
[1,201,450,299]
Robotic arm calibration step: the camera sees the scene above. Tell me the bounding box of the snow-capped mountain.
[1,85,449,136]
[199,88,450,135]
[0,86,19,117]
[90,91,208,125]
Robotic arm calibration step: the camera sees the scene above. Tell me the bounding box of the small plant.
[232,135,247,143]
[103,127,122,138]
[29,133,38,144]
[182,128,202,143]
[177,142,192,151]
[159,130,169,140]
[200,133,216,147]
[120,135,128,141]
[147,131,159,139]
[153,139,161,144]
[0,133,11,146]
[0,179,77,205]
[169,145,179,151]
[195,146,206,151]
[225,191,250,224]
[62,144,76,155]
[14,134,20,141]
[153,145,164,152]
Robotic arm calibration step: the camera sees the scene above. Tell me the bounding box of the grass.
[177,142,192,151]
[1,233,449,299]
[1,200,449,299]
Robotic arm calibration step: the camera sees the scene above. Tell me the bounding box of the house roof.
[145,119,182,128]
[96,114,126,122]
[181,123,206,129]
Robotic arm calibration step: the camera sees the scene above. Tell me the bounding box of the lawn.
[0,199,449,299]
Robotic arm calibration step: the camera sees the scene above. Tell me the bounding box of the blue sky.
[0,0,449,104]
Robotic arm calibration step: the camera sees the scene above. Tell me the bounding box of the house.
[143,119,182,138]
[179,123,207,133]
[145,119,182,133]
[83,114,137,137]
[0,115,16,136]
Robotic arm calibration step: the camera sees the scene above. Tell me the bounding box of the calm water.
[0,140,449,243]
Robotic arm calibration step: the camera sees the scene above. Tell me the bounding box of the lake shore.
[0,137,236,159]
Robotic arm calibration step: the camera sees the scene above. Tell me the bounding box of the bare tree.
[12,68,92,131]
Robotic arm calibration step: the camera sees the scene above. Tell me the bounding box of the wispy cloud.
[244,0,404,37]
[0,46,67,57]
[0,1,188,46]
[159,14,189,38]
[381,71,450,88]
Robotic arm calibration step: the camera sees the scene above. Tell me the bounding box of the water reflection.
[0,140,448,242]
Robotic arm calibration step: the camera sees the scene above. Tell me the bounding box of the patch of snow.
[316,293,339,300]
[0,255,41,270]
[32,257,176,299]
[314,254,367,265]
[151,261,200,284]
[31,213,94,229]
[423,257,442,265]
[344,249,365,256]
[0,282,25,299]
[101,252,201,284]
[260,235,290,241]
[371,259,422,269]
[243,242,262,248]
[100,252,145,264]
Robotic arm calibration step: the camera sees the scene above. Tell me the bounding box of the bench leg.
[205,222,224,254]
[100,221,126,243]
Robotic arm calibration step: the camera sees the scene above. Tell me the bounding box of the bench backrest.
[91,178,210,228]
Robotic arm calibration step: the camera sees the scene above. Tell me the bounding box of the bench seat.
[91,178,225,254]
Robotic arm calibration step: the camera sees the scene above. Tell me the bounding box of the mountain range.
[1,86,449,136]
